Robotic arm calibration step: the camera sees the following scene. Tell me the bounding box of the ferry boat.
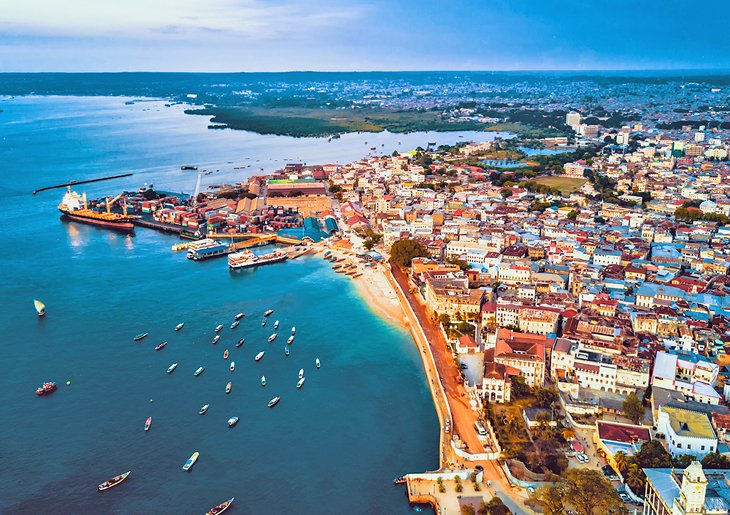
[167,363,178,374]
[268,396,280,408]
[206,497,235,515]
[291,326,296,335]
[263,309,274,317]
[144,417,152,431]
[287,335,295,345]
[255,351,264,362]
[199,404,209,415]
[212,335,220,345]
[186,239,230,261]
[133,333,148,341]
[214,324,223,333]
[235,338,244,348]
[154,341,167,351]
[227,417,239,428]
[194,366,205,376]
[98,471,130,491]
[299,369,304,379]
[34,299,46,317]
[228,249,287,270]
[175,323,184,331]
[230,320,240,329]
[274,320,279,329]
[268,333,277,343]
[234,313,244,321]
[225,381,232,394]
[297,377,305,389]
[182,452,199,471]
[316,358,321,369]
[35,381,57,396]
[285,347,290,357]
[223,349,229,360]
[230,361,235,372]
[261,375,266,386]
[59,187,136,233]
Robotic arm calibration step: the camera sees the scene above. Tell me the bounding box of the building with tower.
[643,461,730,515]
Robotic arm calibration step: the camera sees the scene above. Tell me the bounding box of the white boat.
[316,358,321,369]
[287,335,295,345]
[175,323,184,331]
[285,347,289,357]
[299,368,304,379]
[199,404,209,415]
[235,338,244,348]
[194,366,205,376]
[228,416,239,428]
[268,334,277,343]
[182,452,199,471]
[261,318,267,327]
[167,363,178,374]
[274,320,279,329]
[263,309,273,317]
[212,335,220,344]
[261,375,266,386]
[34,299,46,317]
[215,324,223,333]
[230,320,240,329]
[230,361,235,372]
[234,313,244,321]
[291,326,296,335]
[297,377,305,389]
[255,351,264,362]
[268,396,280,408]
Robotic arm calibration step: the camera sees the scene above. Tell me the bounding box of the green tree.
[534,387,558,409]
[702,452,730,469]
[438,313,452,328]
[511,376,530,398]
[287,189,304,197]
[622,392,644,424]
[480,496,511,515]
[461,506,476,515]
[562,469,626,515]
[500,188,513,198]
[566,209,579,220]
[529,484,564,515]
[389,239,429,268]
[328,184,342,194]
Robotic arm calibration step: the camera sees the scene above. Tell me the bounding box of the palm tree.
[626,463,645,494]
[561,427,575,441]
[614,451,629,476]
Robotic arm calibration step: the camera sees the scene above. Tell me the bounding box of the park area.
[533,176,587,194]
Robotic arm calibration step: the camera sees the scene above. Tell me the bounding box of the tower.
[673,461,707,514]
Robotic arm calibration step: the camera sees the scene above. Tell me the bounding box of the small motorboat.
[228,416,239,428]
[98,470,130,491]
[274,320,279,329]
[225,381,232,394]
[175,323,184,331]
[133,333,148,342]
[287,335,295,345]
[316,358,321,369]
[255,351,264,362]
[234,313,244,321]
[35,381,57,396]
[261,318,267,327]
[230,361,235,372]
[194,366,205,376]
[268,334,277,343]
[199,404,209,415]
[214,324,223,333]
[223,349,229,360]
[297,377,305,389]
[263,309,273,317]
[230,320,240,329]
[212,335,220,345]
[167,363,178,374]
[34,299,46,317]
[206,497,235,515]
[268,396,280,408]
[261,375,266,386]
[285,346,289,357]
[154,341,167,351]
[182,452,199,471]
[144,417,152,431]
[298,368,304,379]
[291,326,296,335]
[235,338,244,348]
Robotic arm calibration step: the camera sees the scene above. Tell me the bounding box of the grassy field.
[533,175,587,194]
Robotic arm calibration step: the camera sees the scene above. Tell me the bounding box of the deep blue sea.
[0,96,457,514]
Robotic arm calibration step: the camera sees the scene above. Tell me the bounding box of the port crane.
[104,193,128,216]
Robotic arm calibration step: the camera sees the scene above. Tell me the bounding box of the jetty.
[32,173,134,195]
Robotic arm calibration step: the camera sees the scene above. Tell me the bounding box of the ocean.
[0,95,491,514]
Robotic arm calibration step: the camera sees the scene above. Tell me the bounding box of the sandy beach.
[351,264,408,326]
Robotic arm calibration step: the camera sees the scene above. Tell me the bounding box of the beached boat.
[234,313,244,321]
[144,417,151,431]
[212,335,220,345]
[35,381,57,396]
[297,377,305,389]
[206,497,235,515]
[230,320,240,329]
[230,361,235,372]
[268,333,277,343]
[261,375,266,386]
[316,358,321,369]
[227,417,239,428]
[154,341,167,351]
[214,324,223,333]
[298,368,304,379]
[133,333,148,341]
[287,335,295,345]
[291,326,296,335]
[263,309,274,317]
[167,363,178,374]
[225,381,232,394]
[98,471,130,491]
[223,349,229,360]
[268,396,280,408]
[255,351,264,362]
[235,338,244,348]
[199,404,209,415]
[34,299,46,317]
[285,346,289,357]
[274,320,279,329]
[182,452,199,471]
[194,366,205,376]
[175,323,184,331]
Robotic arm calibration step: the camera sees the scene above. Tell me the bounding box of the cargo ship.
[58,187,136,232]
[228,249,288,270]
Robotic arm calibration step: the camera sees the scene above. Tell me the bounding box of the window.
[701,445,705,451]
[677,443,682,449]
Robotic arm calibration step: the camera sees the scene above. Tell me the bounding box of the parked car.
[618,492,630,502]
[527,487,535,494]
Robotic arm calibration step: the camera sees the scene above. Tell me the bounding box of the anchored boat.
[199,404,209,415]
[234,313,244,321]
[227,417,239,428]
[274,320,279,329]
[225,381,232,394]
[255,351,264,362]
[261,375,266,386]
[268,333,277,343]
[268,396,280,408]
[59,187,136,233]
[175,323,184,331]
[206,497,235,515]
[316,358,321,369]
[194,366,205,376]
[34,299,46,317]
[230,320,240,329]
[287,335,295,345]
[223,349,229,360]
[235,338,244,348]
[299,369,304,379]
[297,377,305,389]
[182,452,199,471]
[263,309,274,317]
[144,417,152,431]
[154,341,167,351]
[214,324,223,333]
[212,335,220,344]
[98,471,131,491]
[133,333,148,341]
[230,361,235,372]
[167,363,178,374]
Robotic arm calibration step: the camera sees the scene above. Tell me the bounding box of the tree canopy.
[622,392,644,424]
[531,469,626,515]
[389,239,429,268]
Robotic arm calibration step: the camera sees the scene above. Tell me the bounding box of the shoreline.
[350,264,409,327]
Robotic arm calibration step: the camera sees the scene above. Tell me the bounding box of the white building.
[656,406,717,458]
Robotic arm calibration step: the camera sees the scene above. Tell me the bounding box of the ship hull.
[229,255,288,270]
[60,211,135,233]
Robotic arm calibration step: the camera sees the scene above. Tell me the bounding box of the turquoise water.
[0,96,439,514]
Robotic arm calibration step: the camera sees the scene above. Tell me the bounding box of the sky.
[0,0,728,72]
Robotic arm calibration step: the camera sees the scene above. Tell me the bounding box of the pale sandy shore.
[351,264,408,326]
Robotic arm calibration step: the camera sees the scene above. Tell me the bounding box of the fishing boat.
[175,323,184,331]
[167,363,178,374]
[261,318,267,327]
[206,497,235,515]
[268,333,277,343]
[225,381,232,394]
[212,335,220,345]
[316,358,321,369]
[154,341,167,351]
[34,299,46,317]
[285,346,290,357]
[230,320,240,329]
[263,309,273,317]
[261,375,266,386]
[274,320,279,329]
[214,324,223,333]
[299,368,304,379]
[227,416,239,428]
[234,313,244,321]
[194,366,205,376]
[35,381,57,396]
[291,326,296,335]
[144,417,152,431]
[133,333,148,341]
[230,361,235,372]
[98,471,130,491]
[199,404,209,415]
[255,351,264,362]
[297,377,305,389]
[235,338,244,348]
[182,452,199,471]
[223,349,229,360]
[287,335,295,345]
[268,396,280,408]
